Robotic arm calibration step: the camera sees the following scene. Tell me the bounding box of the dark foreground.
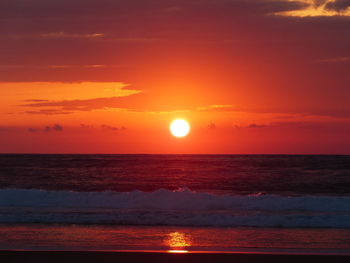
[1,251,349,263]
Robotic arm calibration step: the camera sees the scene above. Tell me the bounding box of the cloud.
[1,0,350,119]
[40,32,104,39]
[11,82,140,114]
[101,124,126,131]
[197,105,235,112]
[22,96,136,112]
[278,0,350,17]
[27,124,64,133]
[24,99,49,102]
[21,95,238,114]
[268,121,350,132]
[6,32,105,40]
[0,64,114,70]
[79,123,126,131]
[6,32,159,44]
[325,0,350,12]
[316,56,350,63]
[47,64,108,69]
[247,123,268,128]
[20,93,350,118]
[234,123,268,129]
[25,109,74,115]
[52,124,63,131]
[231,121,350,133]
[207,122,216,129]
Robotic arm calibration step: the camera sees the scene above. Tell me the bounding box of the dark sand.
[1,251,349,263]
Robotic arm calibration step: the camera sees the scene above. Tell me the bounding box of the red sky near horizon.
[1,0,350,154]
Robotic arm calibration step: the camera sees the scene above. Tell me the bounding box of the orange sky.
[1,0,350,153]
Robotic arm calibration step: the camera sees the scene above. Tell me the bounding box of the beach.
[0,154,349,259]
[1,250,350,263]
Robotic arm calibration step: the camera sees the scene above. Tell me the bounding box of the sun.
[169,119,190,138]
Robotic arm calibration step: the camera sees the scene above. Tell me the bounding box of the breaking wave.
[1,188,350,228]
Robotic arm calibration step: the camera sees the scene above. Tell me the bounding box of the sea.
[0,154,350,253]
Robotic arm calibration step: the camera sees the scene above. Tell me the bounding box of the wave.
[0,188,350,228]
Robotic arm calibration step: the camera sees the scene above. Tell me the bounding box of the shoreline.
[1,250,349,263]
[1,225,350,252]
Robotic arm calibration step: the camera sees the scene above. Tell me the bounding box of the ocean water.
[0,154,350,253]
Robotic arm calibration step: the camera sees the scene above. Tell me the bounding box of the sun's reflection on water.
[167,250,189,253]
[165,231,191,253]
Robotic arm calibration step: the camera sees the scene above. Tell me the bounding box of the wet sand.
[0,250,349,263]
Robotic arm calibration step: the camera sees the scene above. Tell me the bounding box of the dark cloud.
[207,122,216,129]
[234,123,268,129]
[325,0,350,11]
[24,99,49,102]
[22,96,137,111]
[25,125,63,133]
[25,109,73,115]
[101,124,126,131]
[313,0,328,8]
[53,124,63,131]
[80,123,126,131]
[247,123,268,128]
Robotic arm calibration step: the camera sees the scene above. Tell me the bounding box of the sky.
[1,0,350,154]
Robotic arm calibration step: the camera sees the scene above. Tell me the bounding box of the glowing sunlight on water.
[165,232,191,253]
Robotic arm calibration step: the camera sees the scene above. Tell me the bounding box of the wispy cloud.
[234,123,269,129]
[24,99,49,102]
[101,124,126,132]
[197,105,235,112]
[41,32,104,39]
[7,81,140,115]
[247,123,268,128]
[0,64,113,69]
[277,0,350,17]
[25,109,73,115]
[4,32,160,44]
[7,32,105,40]
[316,56,350,63]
